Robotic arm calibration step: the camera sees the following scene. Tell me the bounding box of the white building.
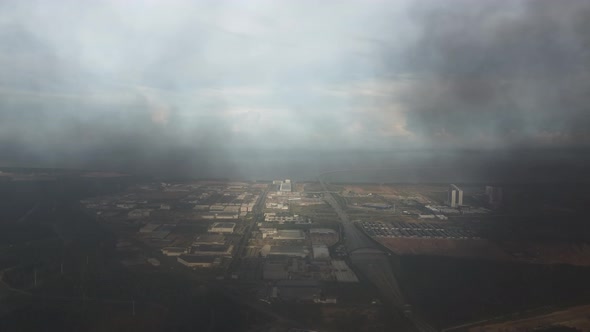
[177,255,218,268]
[312,245,330,260]
[128,209,151,219]
[209,222,236,234]
[193,234,226,245]
[260,227,278,239]
[448,184,464,208]
[310,228,337,235]
[266,230,306,240]
[280,182,292,192]
[264,214,306,223]
[161,247,187,256]
[268,246,309,258]
[139,223,160,233]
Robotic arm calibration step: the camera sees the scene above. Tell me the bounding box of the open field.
[379,238,509,259]
[341,184,399,195]
[467,304,590,332]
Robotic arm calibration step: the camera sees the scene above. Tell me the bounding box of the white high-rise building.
[448,184,463,208]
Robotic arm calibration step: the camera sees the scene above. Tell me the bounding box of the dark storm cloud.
[399,0,590,148]
[2,0,590,176]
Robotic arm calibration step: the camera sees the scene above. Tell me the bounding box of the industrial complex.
[74,176,590,331]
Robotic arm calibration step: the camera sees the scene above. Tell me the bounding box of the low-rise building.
[312,245,330,260]
[128,209,151,219]
[260,227,278,239]
[418,214,436,219]
[267,230,306,240]
[193,234,226,245]
[310,228,337,235]
[209,222,236,234]
[161,247,187,256]
[191,244,233,256]
[268,246,309,258]
[177,255,218,268]
[139,223,161,233]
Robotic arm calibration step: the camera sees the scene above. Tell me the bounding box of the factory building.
[264,213,307,223]
[279,179,292,192]
[139,223,161,233]
[190,244,233,256]
[260,227,278,239]
[177,255,219,268]
[266,230,306,240]
[208,222,236,234]
[267,246,309,258]
[448,184,464,208]
[310,228,337,235]
[312,245,330,260]
[161,247,187,257]
[193,234,226,245]
[128,209,151,219]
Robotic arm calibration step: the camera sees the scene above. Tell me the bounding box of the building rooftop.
[310,228,337,234]
[191,244,230,252]
[211,222,236,228]
[268,246,309,258]
[178,255,217,263]
[193,234,226,245]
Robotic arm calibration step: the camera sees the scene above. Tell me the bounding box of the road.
[319,175,437,332]
[226,187,269,278]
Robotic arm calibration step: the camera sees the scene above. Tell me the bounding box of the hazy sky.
[1,0,590,166]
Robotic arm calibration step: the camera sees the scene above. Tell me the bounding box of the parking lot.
[360,221,479,240]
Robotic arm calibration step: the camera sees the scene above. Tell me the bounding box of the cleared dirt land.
[467,304,590,332]
[378,238,510,260]
[378,237,590,266]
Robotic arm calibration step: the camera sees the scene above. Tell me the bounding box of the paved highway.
[319,175,437,332]
[227,187,269,278]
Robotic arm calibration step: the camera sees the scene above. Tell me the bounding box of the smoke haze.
[1,0,589,176]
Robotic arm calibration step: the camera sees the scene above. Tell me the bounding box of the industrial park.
[1,167,590,331]
[4,0,590,330]
[42,174,585,331]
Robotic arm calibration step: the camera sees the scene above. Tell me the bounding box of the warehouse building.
[266,230,306,240]
[139,223,161,233]
[177,255,219,268]
[279,179,292,192]
[191,244,233,256]
[312,245,330,260]
[193,234,226,245]
[161,247,187,257]
[128,209,151,219]
[209,222,236,234]
[260,227,278,239]
[268,246,309,258]
[265,214,307,224]
[310,228,337,235]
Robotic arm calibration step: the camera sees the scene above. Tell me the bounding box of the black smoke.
[398,0,590,148]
